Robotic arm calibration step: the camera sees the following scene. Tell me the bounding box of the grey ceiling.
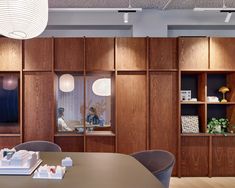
[49,0,235,9]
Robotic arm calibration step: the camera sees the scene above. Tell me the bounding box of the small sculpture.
[219,86,230,103]
[61,157,73,167]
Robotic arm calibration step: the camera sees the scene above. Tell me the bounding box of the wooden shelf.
[207,102,235,105]
[86,131,115,137]
[54,132,84,137]
[149,69,178,72]
[0,134,21,137]
[181,101,205,104]
[181,133,210,137]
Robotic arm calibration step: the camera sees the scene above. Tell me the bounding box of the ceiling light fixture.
[0,0,48,40]
[225,12,232,23]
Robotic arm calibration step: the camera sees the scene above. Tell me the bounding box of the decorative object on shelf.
[92,78,111,96]
[3,76,18,91]
[0,0,48,39]
[61,157,73,167]
[189,98,197,102]
[207,118,229,134]
[59,74,75,92]
[180,90,191,101]
[207,96,220,102]
[219,86,230,102]
[33,164,66,180]
[181,116,199,133]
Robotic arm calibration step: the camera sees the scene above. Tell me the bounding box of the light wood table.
[0,152,163,188]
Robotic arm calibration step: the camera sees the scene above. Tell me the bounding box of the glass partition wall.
[56,73,114,135]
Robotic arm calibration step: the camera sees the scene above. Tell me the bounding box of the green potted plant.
[207,118,229,134]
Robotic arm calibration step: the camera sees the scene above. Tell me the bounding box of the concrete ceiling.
[49,0,235,9]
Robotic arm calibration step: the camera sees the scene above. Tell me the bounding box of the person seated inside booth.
[57,107,73,132]
[86,107,100,125]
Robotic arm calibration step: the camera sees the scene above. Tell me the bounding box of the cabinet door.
[86,136,115,152]
[150,72,178,174]
[85,38,114,71]
[117,74,147,154]
[210,38,235,69]
[55,38,84,71]
[24,38,53,71]
[0,38,22,71]
[150,38,177,69]
[24,73,53,141]
[116,38,147,70]
[179,37,209,70]
[0,137,20,149]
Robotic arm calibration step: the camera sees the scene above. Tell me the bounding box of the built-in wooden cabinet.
[0,136,21,149]
[86,136,115,152]
[0,38,22,71]
[85,38,114,71]
[54,38,84,71]
[24,38,53,71]
[179,37,209,70]
[116,38,147,70]
[117,74,147,154]
[150,38,177,70]
[24,73,54,141]
[54,136,84,152]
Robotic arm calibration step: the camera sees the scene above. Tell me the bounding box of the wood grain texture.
[150,72,178,175]
[179,38,208,70]
[24,73,53,141]
[0,136,20,149]
[0,38,22,71]
[227,73,235,102]
[86,136,115,152]
[54,136,84,152]
[117,74,147,154]
[24,38,53,71]
[54,38,84,71]
[85,38,114,71]
[210,38,235,70]
[212,137,235,176]
[116,38,147,70]
[150,38,177,69]
[181,136,209,176]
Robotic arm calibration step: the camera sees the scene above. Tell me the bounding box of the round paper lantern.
[59,74,74,92]
[0,0,48,39]
[3,76,18,90]
[92,78,111,96]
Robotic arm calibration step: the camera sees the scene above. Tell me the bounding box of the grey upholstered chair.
[14,141,62,152]
[131,150,175,188]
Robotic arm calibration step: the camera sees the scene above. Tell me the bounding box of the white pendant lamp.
[92,78,111,97]
[3,76,18,90]
[59,74,74,92]
[0,0,48,39]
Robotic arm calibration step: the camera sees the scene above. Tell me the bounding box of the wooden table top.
[0,152,163,188]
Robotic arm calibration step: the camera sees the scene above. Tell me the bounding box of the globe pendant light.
[0,0,48,39]
[92,78,111,97]
[3,75,18,90]
[59,74,74,92]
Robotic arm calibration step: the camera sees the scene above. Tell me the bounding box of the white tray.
[0,159,42,175]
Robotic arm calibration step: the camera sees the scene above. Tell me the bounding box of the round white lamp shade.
[3,76,18,90]
[0,0,48,39]
[92,78,111,96]
[59,74,75,92]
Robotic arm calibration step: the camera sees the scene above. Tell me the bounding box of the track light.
[124,13,129,23]
[225,12,232,23]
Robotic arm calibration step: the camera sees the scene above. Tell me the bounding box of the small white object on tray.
[61,157,73,167]
[33,165,66,180]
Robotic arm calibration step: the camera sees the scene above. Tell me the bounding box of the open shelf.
[86,131,115,137]
[181,101,205,104]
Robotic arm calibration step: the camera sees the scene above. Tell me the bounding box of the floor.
[170,177,235,188]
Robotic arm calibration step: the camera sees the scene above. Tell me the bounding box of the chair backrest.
[14,141,62,152]
[131,150,175,188]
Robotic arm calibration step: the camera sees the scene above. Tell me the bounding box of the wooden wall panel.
[116,38,147,70]
[55,136,84,152]
[0,38,22,71]
[24,38,53,71]
[85,38,114,71]
[181,136,209,176]
[117,74,147,154]
[0,136,20,149]
[179,37,208,70]
[150,38,177,69]
[24,73,53,141]
[86,136,115,152]
[150,72,178,174]
[210,38,235,70]
[212,137,235,176]
[54,38,84,71]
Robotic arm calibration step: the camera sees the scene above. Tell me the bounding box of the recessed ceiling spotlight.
[123,13,129,23]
